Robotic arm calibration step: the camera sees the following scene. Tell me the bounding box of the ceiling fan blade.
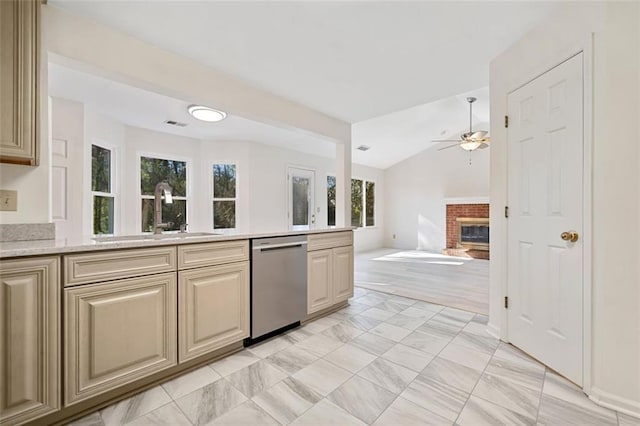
[438,144,460,151]
[469,130,489,140]
[478,143,490,149]
[432,139,462,143]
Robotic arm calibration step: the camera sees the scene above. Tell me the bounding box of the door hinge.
[504,296,509,309]
[504,206,509,218]
[504,115,509,128]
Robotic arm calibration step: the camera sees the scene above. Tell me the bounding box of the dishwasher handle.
[253,241,308,252]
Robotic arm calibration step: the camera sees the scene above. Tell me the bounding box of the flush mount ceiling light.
[187,105,227,122]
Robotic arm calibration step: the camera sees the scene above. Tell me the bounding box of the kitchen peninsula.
[0,228,354,426]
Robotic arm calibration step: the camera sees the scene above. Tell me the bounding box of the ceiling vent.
[356,145,371,151]
[164,120,188,127]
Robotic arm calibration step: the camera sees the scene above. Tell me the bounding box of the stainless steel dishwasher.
[250,235,308,342]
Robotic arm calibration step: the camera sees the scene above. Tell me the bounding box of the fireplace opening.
[461,224,489,244]
[456,217,489,251]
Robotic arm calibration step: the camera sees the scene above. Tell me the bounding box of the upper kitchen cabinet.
[0,0,40,165]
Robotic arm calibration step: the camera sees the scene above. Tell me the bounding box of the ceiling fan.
[432,97,490,152]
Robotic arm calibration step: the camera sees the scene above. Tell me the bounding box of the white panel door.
[507,53,584,385]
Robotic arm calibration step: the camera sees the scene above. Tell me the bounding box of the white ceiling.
[48,63,337,159]
[352,86,489,169]
[49,1,558,123]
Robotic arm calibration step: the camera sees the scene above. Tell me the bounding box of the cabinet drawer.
[64,247,177,286]
[307,231,353,251]
[178,240,249,270]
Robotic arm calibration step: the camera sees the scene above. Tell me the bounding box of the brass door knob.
[561,231,579,243]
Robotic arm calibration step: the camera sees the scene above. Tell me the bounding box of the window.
[365,181,375,227]
[351,178,363,227]
[91,144,114,235]
[327,176,336,227]
[213,164,237,229]
[326,176,375,228]
[140,156,187,232]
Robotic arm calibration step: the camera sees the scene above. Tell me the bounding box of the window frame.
[137,151,191,234]
[326,174,337,228]
[212,162,238,232]
[326,174,376,228]
[91,141,117,236]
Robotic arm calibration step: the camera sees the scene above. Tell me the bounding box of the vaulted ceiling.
[50,1,557,123]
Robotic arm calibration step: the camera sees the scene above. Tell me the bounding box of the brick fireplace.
[445,203,490,260]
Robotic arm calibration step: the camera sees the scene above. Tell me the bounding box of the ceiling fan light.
[460,140,482,151]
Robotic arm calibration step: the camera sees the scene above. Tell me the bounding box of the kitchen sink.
[93,232,220,243]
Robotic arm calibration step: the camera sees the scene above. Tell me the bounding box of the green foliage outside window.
[213,164,236,198]
[213,164,237,229]
[292,176,310,226]
[140,156,187,232]
[140,157,187,196]
[92,145,111,193]
[93,196,113,234]
[92,145,113,235]
[213,201,236,229]
[366,181,375,227]
[327,176,374,228]
[351,178,363,227]
[141,199,186,232]
[327,176,336,227]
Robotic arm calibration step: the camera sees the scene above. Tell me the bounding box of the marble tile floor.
[70,287,636,426]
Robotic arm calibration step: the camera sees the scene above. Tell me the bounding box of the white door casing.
[507,53,584,385]
[288,167,315,231]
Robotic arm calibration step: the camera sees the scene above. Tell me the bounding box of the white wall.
[62,105,385,253]
[352,163,385,253]
[1,4,353,229]
[490,2,640,416]
[384,145,489,252]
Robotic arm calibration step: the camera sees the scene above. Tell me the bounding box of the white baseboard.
[486,322,501,340]
[589,386,640,419]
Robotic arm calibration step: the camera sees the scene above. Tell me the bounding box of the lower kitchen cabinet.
[178,262,249,363]
[307,249,333,314]
[0,257,60,425]
[332,245,354,304]
[307,242,354,315]
[64,273,177,405]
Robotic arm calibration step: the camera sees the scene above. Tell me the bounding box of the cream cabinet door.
[307,249,333,314]
[178,262,249,363]
[64,273,177,405]
[332,246,354,304]
[0,0,39,165]
[0,257,59,425]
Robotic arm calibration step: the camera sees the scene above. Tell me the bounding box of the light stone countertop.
[0,227,354,259]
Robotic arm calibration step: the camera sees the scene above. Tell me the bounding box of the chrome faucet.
[154,182,173,234]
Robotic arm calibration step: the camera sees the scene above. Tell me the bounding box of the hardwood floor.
[355,248,489,315]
